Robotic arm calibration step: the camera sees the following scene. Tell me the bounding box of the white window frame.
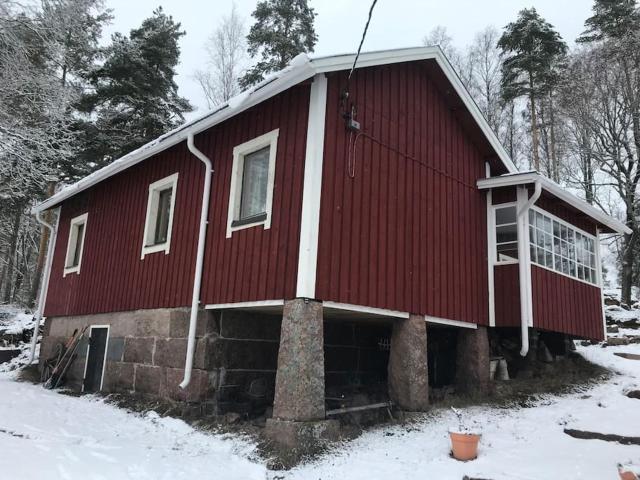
[491,202,519,266]
[141,172,179,259]
[528,205,598,286]
[63,213,88,277]
[226,129,279,238]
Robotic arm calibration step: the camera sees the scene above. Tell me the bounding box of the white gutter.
[180,133,213,389]
[28,209,59,363]
[516,180,541,357]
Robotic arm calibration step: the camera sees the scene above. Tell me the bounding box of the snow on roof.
[477,171,631,235]
[33,46,517,213]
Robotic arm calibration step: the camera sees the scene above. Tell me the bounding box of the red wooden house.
[32,47,629,442]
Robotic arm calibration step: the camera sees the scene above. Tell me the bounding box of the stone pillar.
[387,314,429,411]
[455,326,490,396]
[266,299,338,448]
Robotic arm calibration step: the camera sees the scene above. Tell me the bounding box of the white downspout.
[180,133,213,389]
[516,181,541,357]
[28,209,59,364]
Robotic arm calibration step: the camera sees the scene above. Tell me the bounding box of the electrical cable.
[348,0,379,82]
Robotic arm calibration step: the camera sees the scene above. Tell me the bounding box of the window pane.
[496,206,516,225]
[240,146,270,220]
[545,249,553,267]
[497,242,518,261]
[71,223,84,267]
[497,224,517,243]
[154,187,172,245]
[553,221,560,237]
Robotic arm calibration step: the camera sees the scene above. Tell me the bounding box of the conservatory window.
[226,129,279,237]
[64,213,88,277]
[529,208,597,284]
[494,205,518,263]
[141,173,178,259]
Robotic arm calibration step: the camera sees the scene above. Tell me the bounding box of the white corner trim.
[226,129,279,238]
[82,324,110,392]
[204,299,285,310]
[485,163,496,327]
[595,227,606,338]
[322,301,410,319]
[63,212,88,277]
[141,172,179,259]
[425,315,478,329]
[296,74,328,298]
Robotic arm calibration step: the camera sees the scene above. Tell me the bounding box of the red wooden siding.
[531,265,604,340]
[200,84,310,304]
[315,62,492,325]
[494,264,521,327]
[45,85,310,316]
[45,142,203,316]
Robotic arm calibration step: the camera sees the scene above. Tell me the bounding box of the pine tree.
[77,7,192,169]
[578,0,640,41]
[239,0,317,88]
[498,8,568,171]
[575,0,640,305]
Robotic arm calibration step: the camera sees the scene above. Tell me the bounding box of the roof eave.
[477,173,632,235]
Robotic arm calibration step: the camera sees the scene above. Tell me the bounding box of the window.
[141,173,178,258]
[494,205,518,262]
[64,213,88,276]
[227,129,279,237]
[529,208,597,284]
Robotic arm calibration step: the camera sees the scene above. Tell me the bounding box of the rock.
[224,412,241,424]
[626,390,640,399]
[622,303,631,311]
[607,325,620,334]
[606,337,630,346]
[604,297,620,306]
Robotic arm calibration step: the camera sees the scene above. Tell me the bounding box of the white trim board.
[322,301,409,319]
[34,46,517,214]
[205,300,285,310]
[296,74,328,298]
[477,172,630,235]
[425,316,478,329]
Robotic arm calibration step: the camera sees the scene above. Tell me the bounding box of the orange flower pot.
[449,431,481,461]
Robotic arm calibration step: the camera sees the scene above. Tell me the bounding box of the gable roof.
[33,46,517,213]
[477,171,631,235]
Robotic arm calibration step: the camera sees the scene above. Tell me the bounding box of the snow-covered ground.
[0,302,639,479]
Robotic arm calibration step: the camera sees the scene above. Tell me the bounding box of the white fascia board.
[296,74,328,298]
[205,300,285,310]
[32,61,317,214]
[322,301,409,319]
[425,315,478,329]
[477,173,631,235]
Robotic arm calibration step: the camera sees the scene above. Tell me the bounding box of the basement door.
[83,326,109,393]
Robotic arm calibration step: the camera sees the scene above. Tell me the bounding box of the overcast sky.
[103,0,595,119]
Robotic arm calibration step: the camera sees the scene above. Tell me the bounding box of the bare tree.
[194,4,246,108]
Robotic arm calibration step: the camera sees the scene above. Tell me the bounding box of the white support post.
[296,73,328,298]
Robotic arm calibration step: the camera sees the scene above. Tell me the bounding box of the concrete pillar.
[271,298,326,421]
[455,326,490,396]
[387,314,429,411]
[266,299,338,449]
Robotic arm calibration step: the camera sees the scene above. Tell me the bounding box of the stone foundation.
[387,314,429,411]
[40,308,215,402]
[455,326,490,396]
[40,307,282,410]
